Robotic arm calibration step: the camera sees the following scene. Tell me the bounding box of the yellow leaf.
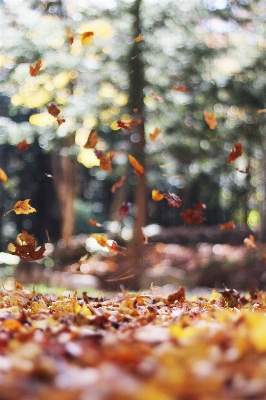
[0,168,7,182]
[13,199,36,215]
[80,31,94,46]
[152,189,164,201]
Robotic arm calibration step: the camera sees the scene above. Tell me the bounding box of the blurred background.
[0,0,266,290]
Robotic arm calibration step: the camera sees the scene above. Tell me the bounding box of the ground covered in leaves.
[1,283,266,399]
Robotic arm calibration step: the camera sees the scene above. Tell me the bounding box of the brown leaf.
[99,152,114,173]
[66,27,74,44]
[228,142,242,164]
[29,59,42,77]
[47,103,60,118]
[181,209,204,225]
[204,112,217,130]
[163,192,182,208]
[17,140,32,152]
[84,130,98,149]
[111,176,126,193]
[8,230,45,261]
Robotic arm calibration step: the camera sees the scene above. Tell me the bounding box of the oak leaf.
[111,176,126,193]
[204,112,217,130]
[149,128,162,141]
[29,59,42,77]
[128,155,144,176]
[17,139,32,151]
[84,129,98,149]
[228,142,242,164]
[0,168,7,182]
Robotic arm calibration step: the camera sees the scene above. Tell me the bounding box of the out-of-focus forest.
[0,0,266,289]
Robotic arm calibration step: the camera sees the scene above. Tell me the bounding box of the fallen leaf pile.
[1,283,266,399]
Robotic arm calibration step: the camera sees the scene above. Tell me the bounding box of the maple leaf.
[66,27,74,44]
[204,112,217,130]
[228,142,242,164]
[163,192,182,208]
[117,120,132,131]
[88,219,102,228]
[84,129,98,149]
[80,31,94,46]
[4,199,36,216]
[0,168,7,182]
[119,202,131,217]
[151,92,164,102]
[111,176,126,193]
[149,128,162,141]
[17,139,32,152]
[244,234,256,249]
[47,103,60,118]
[29,59,42,77]
[172,85,187,92]
[152,189,164,201]
[128,155,144,176]
[135,35,144,42]
[220,221,235,230]
[8,230,45,261]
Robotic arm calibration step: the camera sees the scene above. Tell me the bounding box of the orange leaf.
[228,142,242,164]
[80,31,94,46]
[47,103,60,118]
[172,85,187,92]
[244,234,256,249]
[117,120,132,131]
[151,92,164,102]
[29,59,42,77]
[204,112,217,130]
[149,128,162,141]
[66,27,74,44]
[128,155,144,176]
[17,139,32,152]
[135,35,144,42]
[111,176,126,193]
[181,209,204,225]
[90,234,108,247]
[163,192,182,208]
[84,129,98,149]
[13,199,36,215]
[220,221,235,230]
[89,219,102,228]
[3,319,23,331]
[257,109,266,114]
[152,189,164,201]
[99,152,114,173]
[0,168,7,182]
[8,230,45,261]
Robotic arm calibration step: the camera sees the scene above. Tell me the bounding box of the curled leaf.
[17,140,32,152]
[149,128,162,141]
[29,59,42,77]
[152,189,164,201]
[128,155,144,176]
[111,176,126,193]
[163,192,182,208]
[204,112,217,130]
[0,168,7,182]
[228,142,242,164]
[84,129,98,149]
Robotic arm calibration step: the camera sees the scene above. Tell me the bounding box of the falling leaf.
[117,120,132,131]
[204,112,217,130]
[0,168,7,182]
[17,140,32,152]
[99,152,114,173]
[135,35,144,42]
[257,109,266,114]
[66,27,74,44]
[149,128,162,141]
[163,192,182,208]
[128,155,144,176]
[152,189,164,201]
[151,92,164,102]
[220,221,235,230]
[89,219,102,228]
[94,149,104,160]
[91,233,108,248]
[29,59,42,77]
[194,203,206,211]
[181,209,204,225]
[111,176,126,193]
[80,31,94,46]
[244,234,256,249]
[142,228,148,244]
[228,142,242,164]
[172,85,187,92]
[119,202,131,217]
[130,119,142,125]
[5,199,36,216]
[57,117,65,126]
[8,230,45,261]
[47,103,60,118]
[84,129,98,149]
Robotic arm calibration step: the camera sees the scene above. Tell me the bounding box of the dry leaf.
[80,31,94,46]
[220,221,235,230]
[135,35,144,42]
[47,103,60,118]
[119,202,131,217]
[14,199,36,215]
[163,192,182,208]
[117,120,132,131]
[228,142,242,164]
[89,219,102,228]
[99,152,114,173]
[128,155,144,176]
[181,209,204,224]
[84,130,98,149]
[0,168,7,182]
[149,128,162,141]
[8,230,45,261]
[111,176,126,193]
[29,59,42,77]
[152,189,164,201]
[66,27,74,44]
[204,112,217,130]
[172,85,187,92]
[244,234,256,249]
[17,140,32,152]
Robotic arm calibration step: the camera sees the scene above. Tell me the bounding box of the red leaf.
[17,140,32,152]
[117,120,132,131]
[119,202,131,217]
[163,192,182,208]
[228,142,242,164]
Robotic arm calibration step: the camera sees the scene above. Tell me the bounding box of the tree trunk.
[51,150,78,243]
